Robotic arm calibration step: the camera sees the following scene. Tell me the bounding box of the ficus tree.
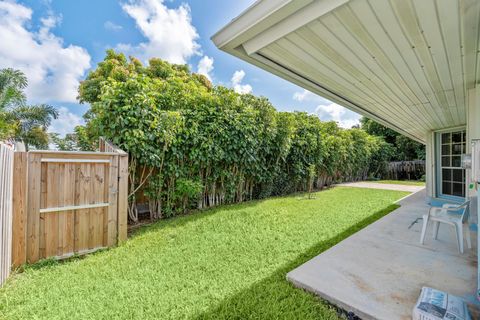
[360,116,425,161]
[77,50,393,222]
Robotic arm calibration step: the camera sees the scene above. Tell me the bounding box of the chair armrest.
[441,208,465,217]
[442,202,469,211]
[442,203,460,209]
[429,206,444,216]
[429,206,463,216]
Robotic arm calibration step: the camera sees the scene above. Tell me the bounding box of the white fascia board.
[211,0,293,49]
[243,0,348,55]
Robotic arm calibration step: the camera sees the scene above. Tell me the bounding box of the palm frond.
[10,104,59,130]
[6,104,58,150]
[0,68,28,110]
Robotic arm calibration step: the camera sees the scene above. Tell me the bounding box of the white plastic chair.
[420,200,471,253]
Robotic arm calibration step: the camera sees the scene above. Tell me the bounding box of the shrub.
[77,50,392,222]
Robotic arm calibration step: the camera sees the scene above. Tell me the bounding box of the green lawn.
[0,187,408,320]
[374,180,425,186]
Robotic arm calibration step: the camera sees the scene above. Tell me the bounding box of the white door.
[437,130,466,199]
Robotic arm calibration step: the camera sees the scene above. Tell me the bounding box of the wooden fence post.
[26,153,41,263]
[106,155,119,247]
[12,152,27,267]
[117,154,128,243]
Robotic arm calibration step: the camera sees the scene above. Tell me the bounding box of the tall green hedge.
[78,50,390,221]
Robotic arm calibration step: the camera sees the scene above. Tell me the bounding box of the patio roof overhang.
[212,0,480,143]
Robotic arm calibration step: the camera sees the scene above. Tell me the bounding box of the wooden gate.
[12,148,128,265]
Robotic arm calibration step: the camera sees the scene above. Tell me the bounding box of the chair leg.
[420,215,429,244]
[465,223,472,250]
[433,221,440,239]
[454,223,464,254]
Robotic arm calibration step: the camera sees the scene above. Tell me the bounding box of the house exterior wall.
[425,131,435,202]
[467,87,480,198]
[425,88,478,202]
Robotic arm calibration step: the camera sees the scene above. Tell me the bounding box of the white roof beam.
[242,0,348,55]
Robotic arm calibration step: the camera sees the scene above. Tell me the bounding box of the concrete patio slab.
[287,189,479,320]
[338,181,425,193]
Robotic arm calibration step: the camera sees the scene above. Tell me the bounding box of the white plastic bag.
[413,287,471,320]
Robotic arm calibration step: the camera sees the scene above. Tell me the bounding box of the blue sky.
[0,0,361,136]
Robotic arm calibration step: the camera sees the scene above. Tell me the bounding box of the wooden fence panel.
[386,160,425,180]
[37,160,108,258]
[34,154,111,260]
[6,140,129,270]
[9,146,128,266]
[76,163,91,253]
[12,152,27,267]
[0,144,14,286]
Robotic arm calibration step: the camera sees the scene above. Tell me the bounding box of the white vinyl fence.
[0,144,14,286]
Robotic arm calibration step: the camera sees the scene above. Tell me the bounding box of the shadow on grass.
[128,189,325,240]
[20,187,394,280]
[129,187,343,240]
[18,200,268,273]
[128,199,264,238]
[193,203,401,320]
[25,187,352,271]
[18,193,305,272]
[14,248,111,273]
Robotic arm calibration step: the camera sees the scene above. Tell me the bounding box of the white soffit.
[212,0,480,143]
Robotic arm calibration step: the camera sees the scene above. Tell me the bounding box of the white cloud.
[48,107,84,137]
[104,21,123,31]
[293,89,329,104]
[314,103,361,128]
[197,55,214,80]
[292,89,360,128]
[231,70,252,94]
[120,0,200,64]
[0,1,91,103]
